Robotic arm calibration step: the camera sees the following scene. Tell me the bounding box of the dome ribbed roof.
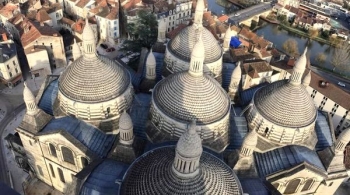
[254,80,317,128]
[168,25,222,63]
[153,72,230,124]
[59,55,130,103]
[119,111,133,130]
[120,147,242,195]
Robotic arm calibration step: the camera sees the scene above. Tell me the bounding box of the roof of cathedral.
[80,159,129,195]
[59,55,130,103]
[254,145,326,178]
[239,178,273,195]
[314,111,334,151]
[40,116,116,158]
[38,79,59,115]
[120,146,243,194]
[253,79,317,128]
[168,25,222,63]
[153,71,230,124]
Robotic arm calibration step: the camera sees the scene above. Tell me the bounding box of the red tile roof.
[287,58,295,66]
[19,20,61,47]
[36,9,51,22]
[218,15,229,23]
[0,3,19,19]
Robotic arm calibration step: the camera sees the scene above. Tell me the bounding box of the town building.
[25,45,51,78]
[0,42,22,88]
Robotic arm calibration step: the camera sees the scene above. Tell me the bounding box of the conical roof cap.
[176,120,203,158]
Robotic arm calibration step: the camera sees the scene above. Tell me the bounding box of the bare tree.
[282,39,299,57]
[308,29,319,39]
[315,53,327,65]
[331,42,350,72]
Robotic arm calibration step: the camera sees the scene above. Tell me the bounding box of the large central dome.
[153,72,230,124]
[59,56,130,103]
[254,80,317,128]
[168,25,222,63]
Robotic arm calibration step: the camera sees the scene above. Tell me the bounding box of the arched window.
[49,143,57,157]
[49,164,55,178]
[57,167,65,183]
[61,146,75,165]
[301,179,314,191]
[81,157,89,168]
[284,179,301,194]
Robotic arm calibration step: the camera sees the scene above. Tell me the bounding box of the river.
[255,23,337,71]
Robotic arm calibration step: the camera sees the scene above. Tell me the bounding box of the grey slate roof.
[80,159,129,195]
[129,93,152,140]
[41,116,116,158]
[239,82,269,106]
[240,178,271,195]
[315,111,333,151]
[227,107,248,150]
[38,79,59,115]
[254,146,326,178]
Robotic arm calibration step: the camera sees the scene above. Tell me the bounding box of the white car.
[234,13,240,16]
[338,82,346,87]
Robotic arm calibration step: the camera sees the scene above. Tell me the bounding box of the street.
[310,66,350,93]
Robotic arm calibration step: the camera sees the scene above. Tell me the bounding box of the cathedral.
[6,0,350,194]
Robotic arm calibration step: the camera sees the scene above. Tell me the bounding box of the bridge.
[228,3,273,27]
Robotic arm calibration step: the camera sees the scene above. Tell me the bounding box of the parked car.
[338,82,346,87]
[106,47,115,52]
[234,13,240,16]
[100,43,108,49]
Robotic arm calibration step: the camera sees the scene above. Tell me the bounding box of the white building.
[25,45,52,78]
[0,43,22,88]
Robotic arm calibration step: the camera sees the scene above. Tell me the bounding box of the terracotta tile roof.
[251,36,270,49]
[0,3,19,19]
[287,58,295,66]
[43,3,62,14]
[166,23,188,39]
[239,27,256,40]
[218,15,229,23]
[105,6,119,20]
[19,20,61,47]
[239,38,249,47]
[60,17,75,26]
[7,13,24,25]
[216,23,226,34]
[36,9,51,22]
[72,18,85,34]
[203,11,215,26]
[289,6,299,14]
[260,48,271,58]
[248,69,260,78]
[76,0,90,8]
[242,61,272,75]
[230,47,258,62]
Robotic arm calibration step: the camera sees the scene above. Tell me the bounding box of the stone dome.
[253,80,317,128]
[153,72,230,124]
[146,49,156,66]
[59,55,131,103]
[120,147,243,195]
[176,121,202,158]
[168,25,222,63]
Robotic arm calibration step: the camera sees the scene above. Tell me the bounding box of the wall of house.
[0,55,21,80]
[26,49,51,76]
[24,35,67,68]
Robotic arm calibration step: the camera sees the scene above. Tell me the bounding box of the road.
[228,3,273,25]
[0,103,25,187]
[310,66,350,93]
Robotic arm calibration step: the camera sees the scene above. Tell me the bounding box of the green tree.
[282,39,299,57]
[121,10,158,52]
[315,53,327,65]
[331,42,350,72]
[321,30,330,39]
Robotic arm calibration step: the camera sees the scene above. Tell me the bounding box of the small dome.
[176,121,202,158]
[119,111,133,131]
[120,147,243,195]
[294,48,307,71]
[231,63,241,80]
[224,25,232,40]
[191,35,205,59]
[168,25,222,63]
[82,18,95,43]
[59,55,131,103]
[253,80,317,128]
[23,82,35,102]
[153,72,230,124]
[146,49,156,67]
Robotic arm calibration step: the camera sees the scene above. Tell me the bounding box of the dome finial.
[72,38,82,60]
[82,17,97,58]
[146,48,156,80]
[289,46,307,85]
[172,120,202,178]
[188,33,204,77]
[194,0,205,26]
[302,70,311,87]
[119,110,134,145]
[23,82,38,115]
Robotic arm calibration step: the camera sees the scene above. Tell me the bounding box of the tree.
[282,39,299,57]
[308,29,319,39]
[315,53,327,65]
[331,43,350,72]
[121,10,158,52]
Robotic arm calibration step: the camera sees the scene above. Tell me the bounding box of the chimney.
[2,33,7,41]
